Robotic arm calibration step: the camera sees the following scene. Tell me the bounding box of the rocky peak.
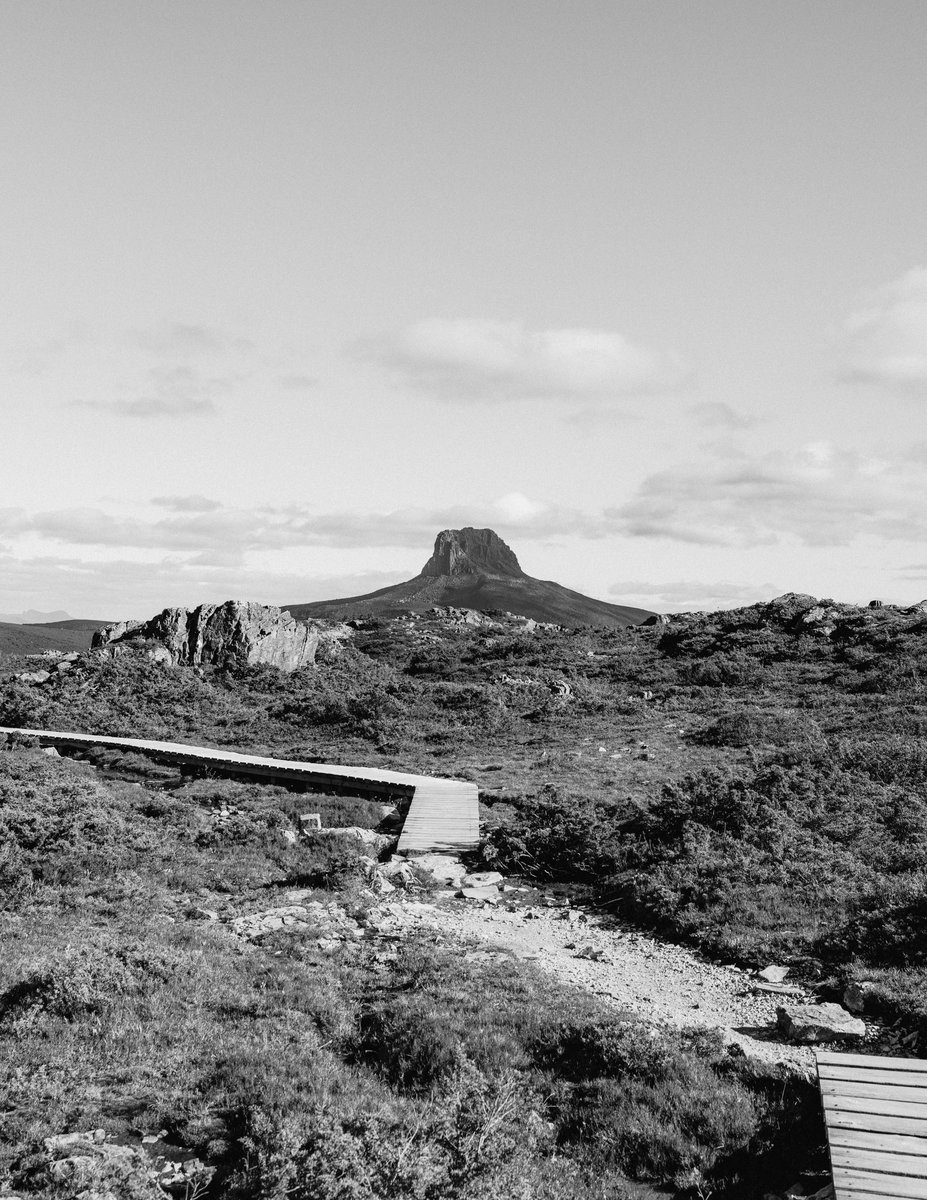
[421,528,524,579]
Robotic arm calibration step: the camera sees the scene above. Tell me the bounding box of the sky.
[2,0,927,618]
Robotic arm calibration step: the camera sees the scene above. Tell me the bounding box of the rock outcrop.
[92,601,351,672]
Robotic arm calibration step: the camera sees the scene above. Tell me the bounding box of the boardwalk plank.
[819,1054,927,1073]
[829,1129,927,1155]
[821,1066,927,1089]
[828,1112,927,1137]
[825,1096,927,1121]
[832,1147,927,1175]
[821,1081,927,1105]
[831,1167,927,1199]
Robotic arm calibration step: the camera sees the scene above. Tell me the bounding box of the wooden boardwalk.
[0,726,480,855]
[817,1050,927,1199]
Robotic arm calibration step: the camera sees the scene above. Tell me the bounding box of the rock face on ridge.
[287,527,655,629]
[421,528,524,579]
[92,601,350,671]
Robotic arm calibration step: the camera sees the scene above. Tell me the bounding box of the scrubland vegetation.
[0,743,818,1199]
[2,591,927,1195]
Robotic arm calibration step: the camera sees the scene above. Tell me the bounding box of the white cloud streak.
[609,578,781,611]
[353,318,690,402]
[610,442,927,546]
[838,267,927,388]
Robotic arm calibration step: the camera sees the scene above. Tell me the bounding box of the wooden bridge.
[0,727,480,855]
[817,1050,927,1199]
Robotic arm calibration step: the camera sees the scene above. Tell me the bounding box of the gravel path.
[374,894,816,1075]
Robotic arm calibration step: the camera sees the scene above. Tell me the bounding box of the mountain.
[286,527,656,628]
[0,608,70,624]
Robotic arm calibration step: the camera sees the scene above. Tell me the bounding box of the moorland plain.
[2,591,927,1196]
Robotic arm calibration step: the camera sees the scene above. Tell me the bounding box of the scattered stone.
[158,1157,214,1196]
[776,1002,866,1043]
[232,902,361,941]
[753,982,805,996]
[575,945,610,963]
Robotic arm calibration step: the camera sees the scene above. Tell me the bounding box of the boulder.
[460,885,499,904]
[843,979,879,1014]
[776,1002,865,1043]
[311,826,396,853]
[92,601,351,672]
[409,854,467,887]
[758,964,790,983]
[16,670,50,684]
[462,871,503,888]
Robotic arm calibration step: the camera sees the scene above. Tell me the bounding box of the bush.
[0,943,139,1023]
[835,876,927,966]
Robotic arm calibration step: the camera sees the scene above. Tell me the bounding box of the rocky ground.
[365,889,822,1074]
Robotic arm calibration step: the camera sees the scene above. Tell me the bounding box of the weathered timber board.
[831,1167,927,1200]
[824,1096,927,1121]
[829,1128,927,1155]
[820,1066,927,1089]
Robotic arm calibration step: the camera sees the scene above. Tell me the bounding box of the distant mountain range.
[0,609,71,624]
[287,527,656,628]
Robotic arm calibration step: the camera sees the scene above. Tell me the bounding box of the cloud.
[688,401,758,430]
[277,373,319,390]
[0,495,610,567]
[838,267,927,388]
[75,363,238,418]
[0,548,408,619]
[78,397,215,418]
[152,495,223,513]
[353,318,689,402]
[609,578,781,612]
[134,322,233,357]
[610,441,927,547]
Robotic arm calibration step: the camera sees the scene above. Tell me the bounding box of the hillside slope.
[288,527,655,628]
[0,619,109,657]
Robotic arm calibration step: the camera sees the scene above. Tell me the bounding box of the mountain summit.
[286,527,655,628]
[421,528,525,579]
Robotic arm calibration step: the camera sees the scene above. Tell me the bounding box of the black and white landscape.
[3,4,927,1198]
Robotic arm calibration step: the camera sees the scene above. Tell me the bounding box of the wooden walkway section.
[817,1050,927,1199]
[0,726,480,855]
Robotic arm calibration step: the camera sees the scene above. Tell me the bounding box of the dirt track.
[373,894,818,1074]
